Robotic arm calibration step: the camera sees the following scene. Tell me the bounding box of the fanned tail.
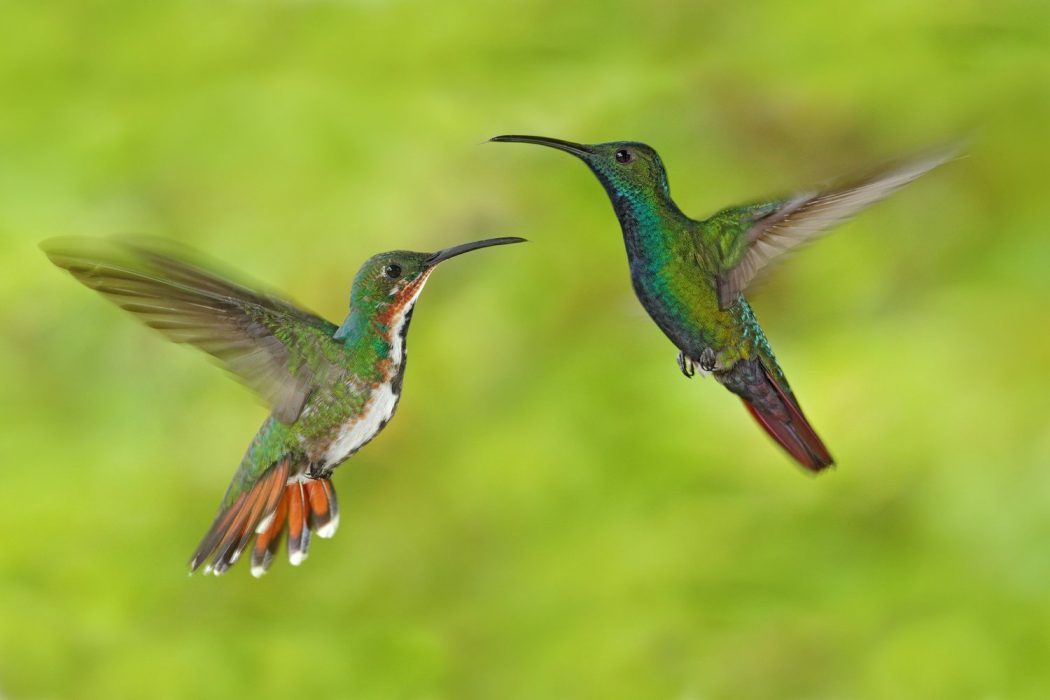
[718,358,833,472]
[189,463,341,577]
[189,459,290,575]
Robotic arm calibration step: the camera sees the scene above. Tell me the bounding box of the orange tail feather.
[305,478,339,539]
[286,481,310,566]
[250,488,289,577]
[190,459,290,575]
[189,462,341,577]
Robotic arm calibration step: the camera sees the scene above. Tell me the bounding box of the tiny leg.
[677,350,695,378]
[698,347,717,373]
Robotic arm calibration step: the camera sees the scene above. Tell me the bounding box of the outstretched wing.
[44,236,341,423]
[707,147,957,308]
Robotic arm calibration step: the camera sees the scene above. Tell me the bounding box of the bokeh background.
[2,1,1049,698]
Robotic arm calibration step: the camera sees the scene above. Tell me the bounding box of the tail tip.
[191,470,339,576]
[807,455,836,473]
[316,515,339,539]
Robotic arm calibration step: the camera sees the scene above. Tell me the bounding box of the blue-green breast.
[615,192,749,365]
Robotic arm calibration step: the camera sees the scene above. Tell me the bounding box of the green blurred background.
[2,1,1049,698]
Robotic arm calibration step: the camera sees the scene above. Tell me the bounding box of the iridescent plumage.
[492,135,954,471]
[45,235,523,575]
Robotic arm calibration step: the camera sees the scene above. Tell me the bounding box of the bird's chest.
[319,379,401,470]
[629,252,738,359]
[630,253,707,331]
[314,311,412,471]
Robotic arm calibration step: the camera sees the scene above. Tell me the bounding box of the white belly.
[322,382,400,467]
[318,280,427,469]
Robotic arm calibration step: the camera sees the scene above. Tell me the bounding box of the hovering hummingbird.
[491,135,953,471]
[44,235,524,575]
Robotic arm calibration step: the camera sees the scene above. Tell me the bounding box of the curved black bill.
[489,135,592,158]
[424,236,526,267]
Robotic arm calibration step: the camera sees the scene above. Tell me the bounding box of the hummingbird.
[491,134,953,471]
[44,235,524,575]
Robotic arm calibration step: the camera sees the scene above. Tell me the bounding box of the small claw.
[677,351,695,378]
[699,347,717,373]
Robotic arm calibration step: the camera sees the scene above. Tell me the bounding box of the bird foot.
[698,347,717,373]
[677,351,695,378]
[678,348,718,378]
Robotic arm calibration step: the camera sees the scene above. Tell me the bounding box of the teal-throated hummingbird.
[491,134,953,471]
[44,235,524,575]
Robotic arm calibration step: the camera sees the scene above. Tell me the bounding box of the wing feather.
[44,237,341,422]
[712,147,957,308]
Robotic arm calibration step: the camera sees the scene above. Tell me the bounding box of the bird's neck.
[337,280,431,384]
[336,308,411,383]
[606,185,690,263]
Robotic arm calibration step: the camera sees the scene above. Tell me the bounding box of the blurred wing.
[44,237,341,423]
[711,147,957,308]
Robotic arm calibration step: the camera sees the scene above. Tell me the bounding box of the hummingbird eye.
[383,264,402,279]
[615,149,634,164]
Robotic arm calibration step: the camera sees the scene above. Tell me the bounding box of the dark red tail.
[723,359,834,472]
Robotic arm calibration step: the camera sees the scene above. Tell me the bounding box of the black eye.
[615,149,634,164]
[383,264,402,279]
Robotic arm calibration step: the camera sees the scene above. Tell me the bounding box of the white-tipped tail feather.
[254,510,276,535]
[189,463,341,577]
[316,514,340,539]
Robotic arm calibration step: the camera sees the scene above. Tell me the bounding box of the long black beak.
[489,135,592,158]
[424,236,526,267]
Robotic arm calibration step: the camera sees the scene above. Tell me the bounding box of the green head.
[335,237,525,340]
[490,135,673,214]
